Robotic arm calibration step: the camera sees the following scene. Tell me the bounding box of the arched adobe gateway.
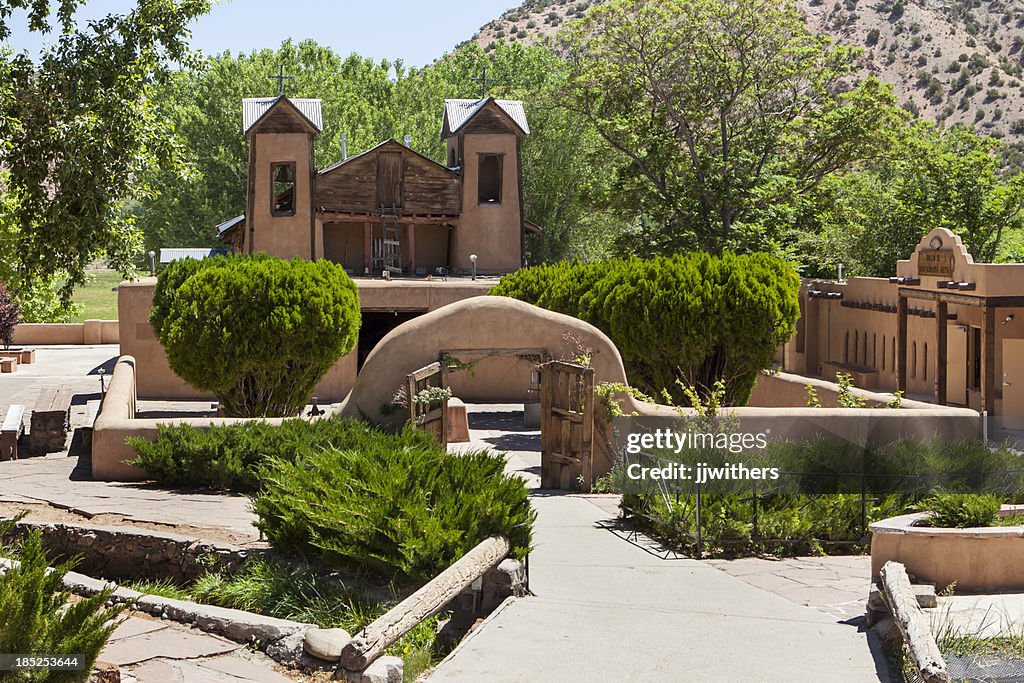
[339,296,631,428]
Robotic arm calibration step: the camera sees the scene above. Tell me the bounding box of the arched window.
[862,331,868,365]
[872,333,877,369]
[923,343,928,381]
[912,342,918,379]
[881,336,886,371]
[478,154,503,204]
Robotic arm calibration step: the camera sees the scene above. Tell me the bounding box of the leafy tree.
[0,281,20,350]
[136,39,623,263]
[558,0,904,254]
[153,255,361,417]
[791,124,1024,276]
[492,252,800,405]
[0,0,211,308]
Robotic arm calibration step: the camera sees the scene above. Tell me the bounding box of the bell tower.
[441,97,530,275]
[242,95,322,259]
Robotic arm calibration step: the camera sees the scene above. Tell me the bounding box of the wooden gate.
[406,361,448,447]
[540,361,595,490]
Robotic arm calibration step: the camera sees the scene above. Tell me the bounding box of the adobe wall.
[871,510,1024,591]
[91,355,324,481]
[246,132,314,260]
[783,229,1024,414]
[118,277,494,402]
[451,133,522,274]
[14,321,119,345]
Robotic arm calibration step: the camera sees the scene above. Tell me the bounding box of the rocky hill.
[473,0,1024,143]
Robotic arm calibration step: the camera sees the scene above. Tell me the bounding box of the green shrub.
[151,254,360,417]
[0,521,124,682]
[919,494,1002,528]
[253,432,535,583]
[129,417,428,493]
[491,252,800,405]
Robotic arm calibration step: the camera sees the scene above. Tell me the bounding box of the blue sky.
[2,0,518,66]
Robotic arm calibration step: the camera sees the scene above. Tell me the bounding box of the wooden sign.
[919,250,954,277]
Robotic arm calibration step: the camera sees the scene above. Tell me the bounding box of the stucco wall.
[14,321,119,345]
[119,277,493,401]
[246,132,314,260]
[783,229,1024,415]
[871,510,1024,591]
[118,278,357,401]
[91,355,332,481]
[451,133,521,274]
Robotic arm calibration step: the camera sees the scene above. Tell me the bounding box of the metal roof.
[442,98,530,139]
[215,215,245,235]
[159,248,228,264]
[242,97,323,133]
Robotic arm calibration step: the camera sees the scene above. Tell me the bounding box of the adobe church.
[216,94,537,276]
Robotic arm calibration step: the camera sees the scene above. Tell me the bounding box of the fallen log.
[880,561,949,683]
[339,534,512,672]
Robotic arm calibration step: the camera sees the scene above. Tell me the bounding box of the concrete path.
[433,406,890,683]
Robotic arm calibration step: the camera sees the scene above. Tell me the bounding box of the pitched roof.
[242,97,323,134]
[216,215,246,235]
[441,98,530,139]
[318,139,458,178]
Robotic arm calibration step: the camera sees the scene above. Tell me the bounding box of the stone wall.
[9,520,261,581]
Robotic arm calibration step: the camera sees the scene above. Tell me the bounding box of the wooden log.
[879,561,949,683]
[339,535,512,672]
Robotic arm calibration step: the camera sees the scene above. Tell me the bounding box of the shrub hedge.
[151,255,360,417]
[253,433,534,583]
[130,418,534,583]
[129,417,409,493]
[490,252,800,405]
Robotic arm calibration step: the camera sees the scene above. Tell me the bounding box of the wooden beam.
[899,288,1024,308]
[982,304,996,415]
[880,562,949,683]
[339,535,511,672]
[319,211,458,225]
[897,295,908,393]
[936,301,948,406]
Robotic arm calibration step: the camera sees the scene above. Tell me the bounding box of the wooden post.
[982,304,996,415]
[880,561,949,683]
[897,295,908,393]
[936,300,948,405]
[363,222,372,273]
[339,535,512,672]
[406,223,416,275]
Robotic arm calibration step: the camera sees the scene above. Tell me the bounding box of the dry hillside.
[473,0,1024,144]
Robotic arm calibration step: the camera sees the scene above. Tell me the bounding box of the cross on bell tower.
[270,65,294,96]
[472,67,496,100]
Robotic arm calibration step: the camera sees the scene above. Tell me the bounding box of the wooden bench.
[1,405,26,461]
[30,387,72,454]
[0,357,17,373]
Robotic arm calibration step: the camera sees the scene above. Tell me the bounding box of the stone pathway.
[432,406,890,682]
[0,455,260,546]
[706,555,872,622]
[103,613,299,682]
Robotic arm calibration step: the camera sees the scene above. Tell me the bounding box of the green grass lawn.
[70,270,128,322]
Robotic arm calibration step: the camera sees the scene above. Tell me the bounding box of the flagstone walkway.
[103,613,304,682]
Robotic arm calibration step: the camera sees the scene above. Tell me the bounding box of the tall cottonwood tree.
[0,0,211,311]
[558,0,905,254]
